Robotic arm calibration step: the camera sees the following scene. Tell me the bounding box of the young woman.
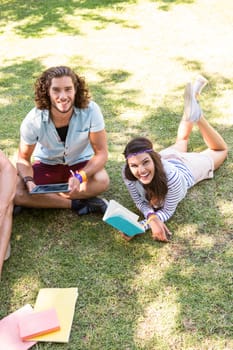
[122,76,228,242]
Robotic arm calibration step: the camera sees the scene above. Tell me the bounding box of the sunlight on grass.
[179,264,197,278]
[120,109,145,122]
[0,139,15,147]
[1,1,233,110]
[132,246,172,286]
[218,200,233,214]
[190,235,216,247]
[135,293,179,345]
[211,94,233,125]
[177,223,199,236]
[0,97,10,106]
[217,200,233,222]
[11,276,40,304]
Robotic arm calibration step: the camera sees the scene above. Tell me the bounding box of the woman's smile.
[128,153,155,184]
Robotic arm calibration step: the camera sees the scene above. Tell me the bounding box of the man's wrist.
[74,170,88,183]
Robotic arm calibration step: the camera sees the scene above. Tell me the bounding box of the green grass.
[0,0,233,349]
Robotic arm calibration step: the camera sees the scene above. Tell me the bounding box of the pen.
[69,170,75,177]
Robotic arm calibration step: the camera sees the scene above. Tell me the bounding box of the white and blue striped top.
[122,158,195,223]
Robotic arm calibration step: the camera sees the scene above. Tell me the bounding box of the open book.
[103,199,145,237]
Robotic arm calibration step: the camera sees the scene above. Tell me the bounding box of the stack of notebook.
[0,287,78,350]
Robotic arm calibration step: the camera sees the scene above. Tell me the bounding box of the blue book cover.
[103,200,145,237]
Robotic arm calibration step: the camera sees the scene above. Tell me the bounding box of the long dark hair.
[123,137,168,207]
[34,66,91,110]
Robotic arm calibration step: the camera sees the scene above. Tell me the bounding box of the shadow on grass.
[0,0,138,38]
[152,0,195,11]
[0,0,201,38]
[0,59,44,155]
[0,55,232,348]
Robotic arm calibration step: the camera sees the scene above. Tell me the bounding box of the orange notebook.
[18,308,60,341]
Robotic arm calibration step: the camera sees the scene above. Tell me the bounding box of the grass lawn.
[0,0,233,349]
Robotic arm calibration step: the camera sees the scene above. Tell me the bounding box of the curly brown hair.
[34,66,91,110]
[123,137,168,207]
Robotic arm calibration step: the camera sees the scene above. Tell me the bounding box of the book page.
[103,199,139,222]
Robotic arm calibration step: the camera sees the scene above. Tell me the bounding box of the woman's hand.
[149,217,172,243]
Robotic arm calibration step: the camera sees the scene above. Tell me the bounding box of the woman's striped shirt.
[122,158,194,223]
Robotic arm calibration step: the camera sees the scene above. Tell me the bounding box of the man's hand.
[26,180,36,193]
[68,176,81,196]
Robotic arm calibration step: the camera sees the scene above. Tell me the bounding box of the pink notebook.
[0,304,36,350]
[18,308,60,341]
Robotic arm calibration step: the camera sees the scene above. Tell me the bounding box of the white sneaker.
[193,75,208,97]
[4,243,11,261]
[182,82,202,122]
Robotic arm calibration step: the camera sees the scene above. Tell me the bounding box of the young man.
[14,66,109,215]
[0,151,17,277]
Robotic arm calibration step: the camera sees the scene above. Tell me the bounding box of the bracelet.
[146,212,156,220]
[23,176,34,184]
[73,170,88,183]
[78,170,87,182]
[145,214,157,226]
[74,173,83,183]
